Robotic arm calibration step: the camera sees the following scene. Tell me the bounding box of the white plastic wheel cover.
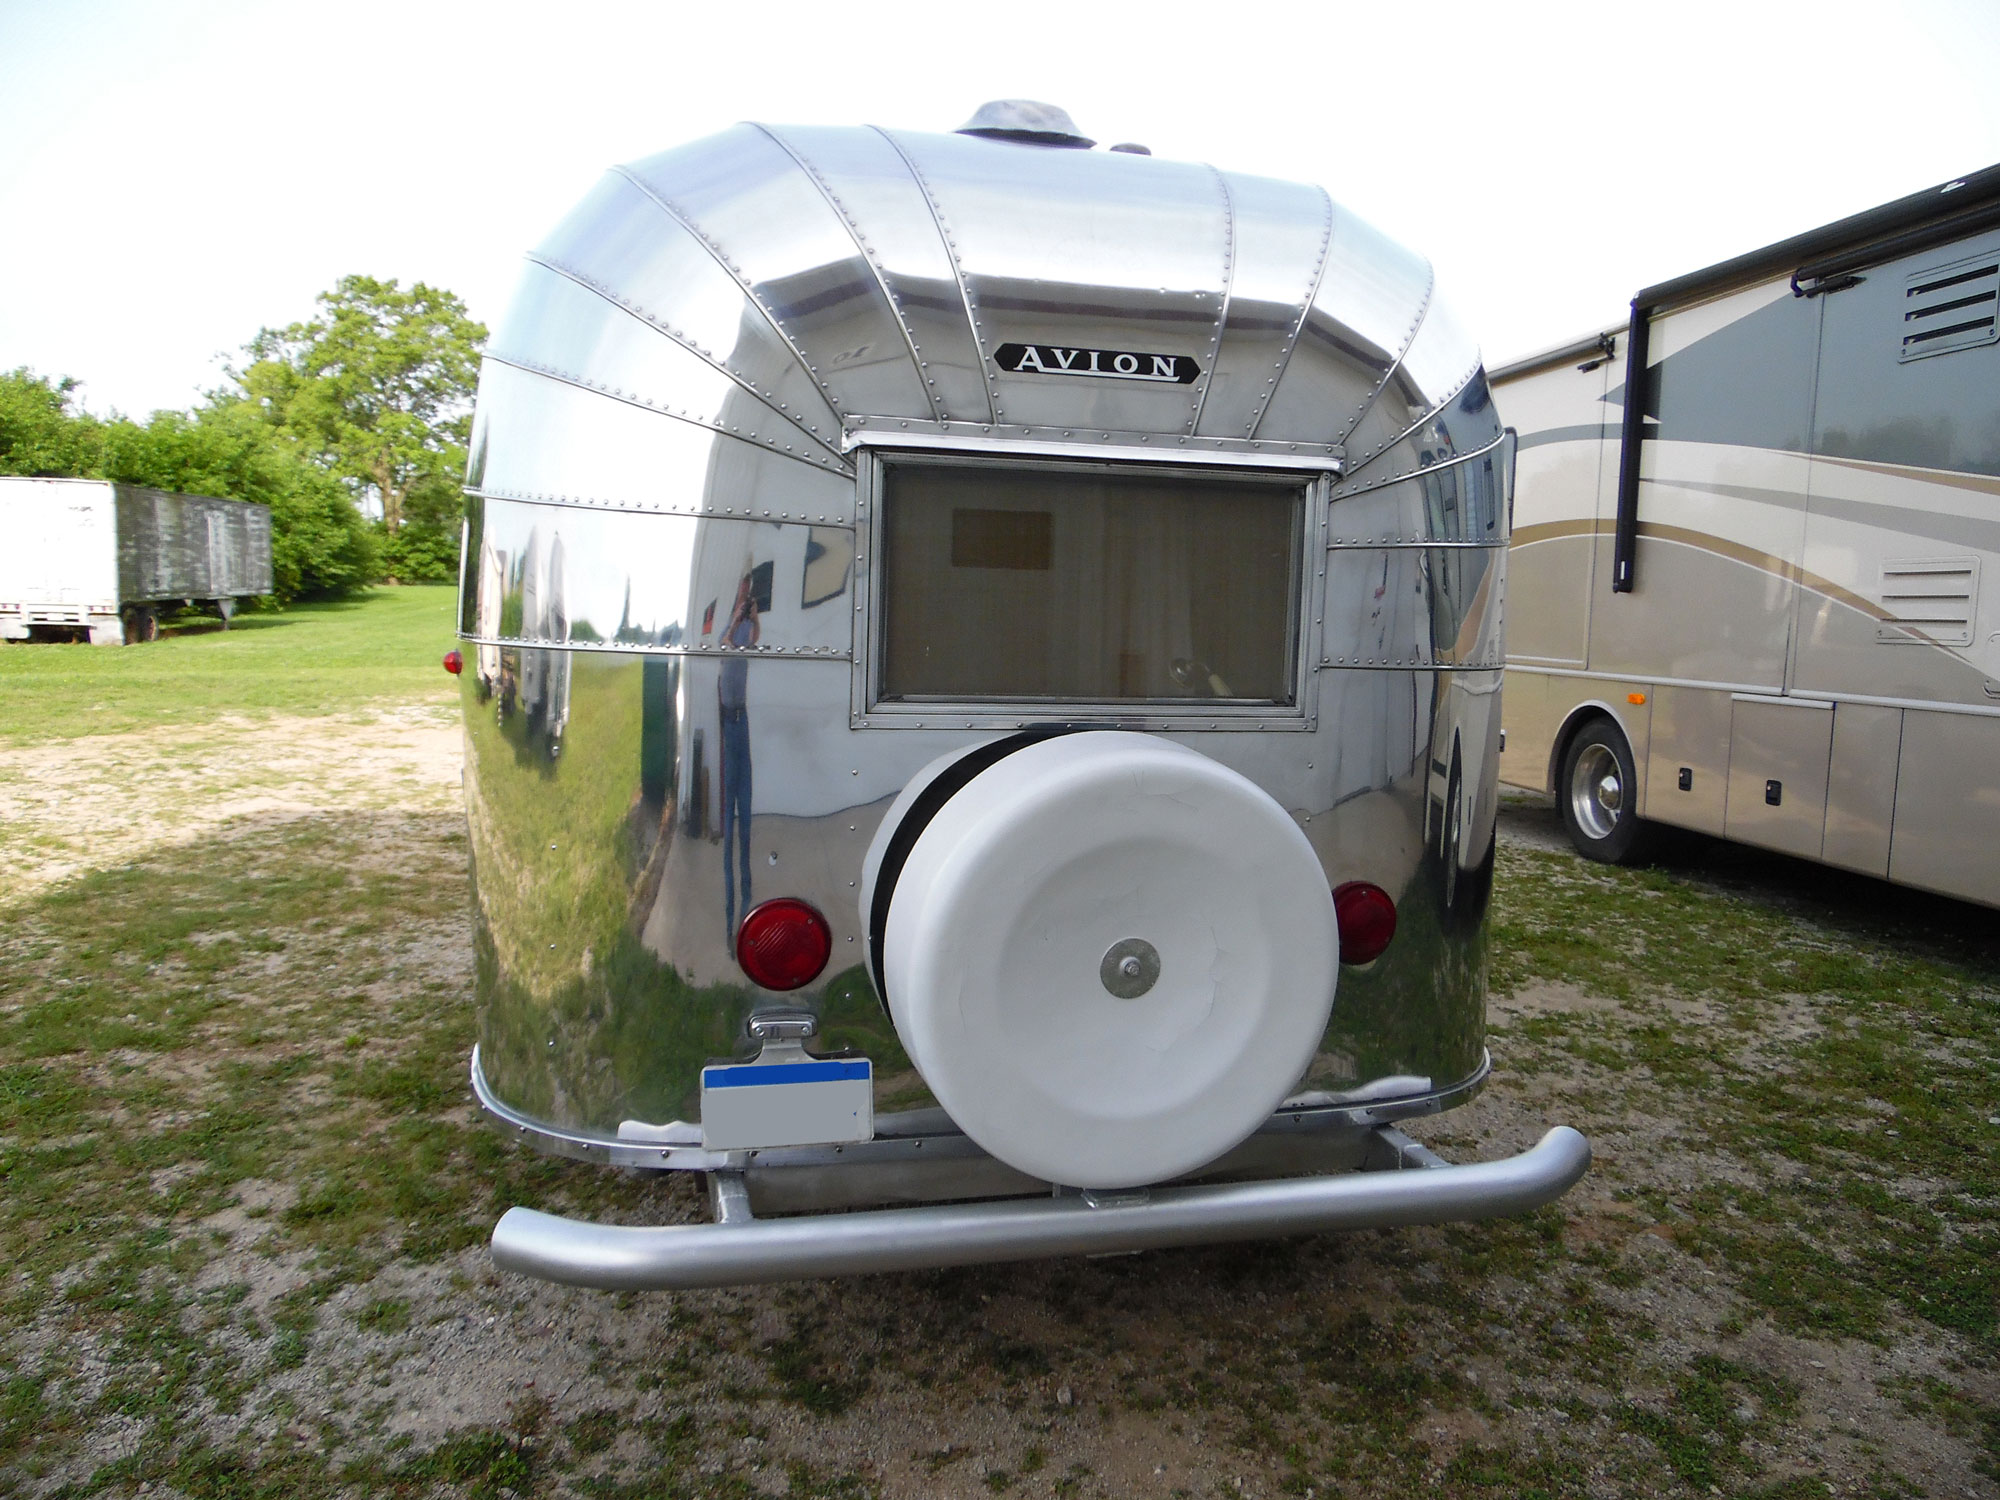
[881,732,1338,1188]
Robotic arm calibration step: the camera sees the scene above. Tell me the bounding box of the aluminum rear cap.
[955,100,1094,149]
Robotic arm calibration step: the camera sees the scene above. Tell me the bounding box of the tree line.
[0,275,485,603]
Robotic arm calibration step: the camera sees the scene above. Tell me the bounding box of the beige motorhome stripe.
[1508,517,1892,624]
[1805,453,2000,501]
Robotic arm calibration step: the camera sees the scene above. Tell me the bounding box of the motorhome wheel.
[1559,717,1652,864]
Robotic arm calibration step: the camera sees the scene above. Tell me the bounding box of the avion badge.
[995,343,1200,384]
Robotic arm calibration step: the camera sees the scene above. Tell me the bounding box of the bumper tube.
[490,1125,1590,1291]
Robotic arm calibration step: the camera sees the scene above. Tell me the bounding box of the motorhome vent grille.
[1900,252,1999,361]
[1877,557,1977,646]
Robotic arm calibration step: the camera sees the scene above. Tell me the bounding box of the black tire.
[122,607,159,644]
[1558,716,1653,864]
[1439,753,1463,910]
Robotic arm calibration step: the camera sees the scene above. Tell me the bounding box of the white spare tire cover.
[874,732,1337,1188]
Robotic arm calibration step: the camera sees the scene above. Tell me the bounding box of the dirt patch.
[0,706,460,905]
[3,730,1999,1499]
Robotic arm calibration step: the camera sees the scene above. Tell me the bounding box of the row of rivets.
[489,352,851,475]
[526,251,837,448]
[477,635,850,659]
[757,124,950,428]
[611,165,851,422]
[1345,359,1486,470]
[478,487,853,525]
[1245,185,1336,443]
[874,128,998,427]
[1186,166,1236,438]
[845,416,1341,459]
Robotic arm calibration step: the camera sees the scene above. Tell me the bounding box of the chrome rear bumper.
[489,1124,1590,1290]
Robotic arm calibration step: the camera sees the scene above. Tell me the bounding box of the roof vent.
[956,100,1094,149]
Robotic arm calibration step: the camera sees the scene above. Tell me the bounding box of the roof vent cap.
[956,100,1094,149]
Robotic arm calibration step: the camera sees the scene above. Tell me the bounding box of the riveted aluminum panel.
[1255,207,1433,447]
[462,498,852,659]
[491,261,847,470]
[622,125,936,421]
[1196,173,1334,441]
[1328,439,1511,546]
[758,125,994,426]
[1321,545,1504,670]
[1344,292,1484,469]
[532,172,844,444]
[885,129,1230,434]
[467,359,853,518]
[462,118,1498,1155]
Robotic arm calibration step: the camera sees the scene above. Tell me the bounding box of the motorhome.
[1495,165,2000,908]
[456,102,1588,1291]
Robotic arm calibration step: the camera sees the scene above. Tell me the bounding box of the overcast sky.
[5,0,1999,420]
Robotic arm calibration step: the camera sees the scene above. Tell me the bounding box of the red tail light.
[736,898,833,991]
[443,649,463,675]
[1332,882,1397,965]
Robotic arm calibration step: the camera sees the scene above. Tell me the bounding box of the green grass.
[0,585,458,745]
[5,608,2000,1500]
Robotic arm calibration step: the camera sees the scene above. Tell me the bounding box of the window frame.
[849,445,1328,732]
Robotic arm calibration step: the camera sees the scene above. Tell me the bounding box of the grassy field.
[2,592,1998,1499]
[0,586,459,746]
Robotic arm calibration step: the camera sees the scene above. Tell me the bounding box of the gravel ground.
[2,723,1996,1499]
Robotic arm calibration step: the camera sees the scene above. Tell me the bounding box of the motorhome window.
[877,461,1301,704]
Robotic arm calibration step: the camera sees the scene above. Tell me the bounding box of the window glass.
[879,461,1301,703]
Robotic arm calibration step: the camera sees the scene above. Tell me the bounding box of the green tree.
[0,369,106,477]
[103,402,379,600]
[238,275,486,538]
[0,367,377,602]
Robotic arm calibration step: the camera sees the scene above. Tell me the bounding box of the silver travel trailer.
[0,478,273,643]
[459,103,1589,1290]
[1495,163,2000,908]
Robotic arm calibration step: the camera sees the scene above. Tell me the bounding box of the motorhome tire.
[1558,717,1651,864]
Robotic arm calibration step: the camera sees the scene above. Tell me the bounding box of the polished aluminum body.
[460,114,1543,1281]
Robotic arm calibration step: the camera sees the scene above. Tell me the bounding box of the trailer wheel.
[122,606,160,644]
[1558,716,1651,863]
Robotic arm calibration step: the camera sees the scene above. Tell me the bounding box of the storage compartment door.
[1723,697,1832,859]
[1888,709,2000,906]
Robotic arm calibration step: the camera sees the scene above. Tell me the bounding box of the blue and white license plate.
[699,1056,873,1150]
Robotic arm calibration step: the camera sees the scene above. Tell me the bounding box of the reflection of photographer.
[719,574,760,938]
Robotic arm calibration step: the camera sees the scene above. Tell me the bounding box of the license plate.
[699,1057,873,1150]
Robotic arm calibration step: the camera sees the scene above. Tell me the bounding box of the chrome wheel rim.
[1570,743,1623,841]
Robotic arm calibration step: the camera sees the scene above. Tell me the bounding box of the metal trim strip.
[479,354,855,476]
[872,127,999,426]
[608,162,848,422]
[1183,165,1237,437]
[1327,427,1512,503]
[465,486,855,526]
[1338,257,1436,448]
[1246,185,1336,442]
[519,250,844,459]
[842,422,1343,470]
[754,124,947,425]
[456,633,848,662]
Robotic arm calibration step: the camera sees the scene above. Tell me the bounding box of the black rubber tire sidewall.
[1559,717,1646,864]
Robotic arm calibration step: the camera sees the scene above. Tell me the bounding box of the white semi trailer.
[0,478,274,644]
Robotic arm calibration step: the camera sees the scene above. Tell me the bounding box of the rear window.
[877,460,1302,704]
